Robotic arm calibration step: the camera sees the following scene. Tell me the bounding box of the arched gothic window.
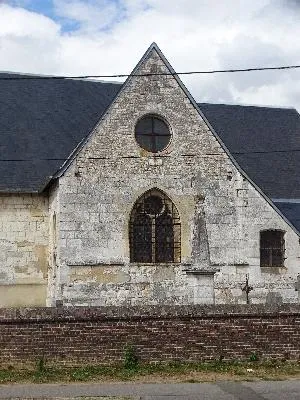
[129,189,181,263]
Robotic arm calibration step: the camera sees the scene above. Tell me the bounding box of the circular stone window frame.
[134,114,173,154]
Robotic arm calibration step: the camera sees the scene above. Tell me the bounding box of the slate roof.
[0,72,122,192]
[198,103,300,199]
[273,202,300,232]
[0,72,300,230]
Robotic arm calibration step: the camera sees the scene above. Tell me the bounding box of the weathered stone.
[0,194,48,307]
[265,291,283,305]
[0,47,300,308]
[48,47,299,306]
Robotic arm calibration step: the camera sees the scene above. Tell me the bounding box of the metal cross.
[242,274,253,304]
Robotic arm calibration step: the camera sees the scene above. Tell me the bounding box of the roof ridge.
[198,101,296,111]
[0,71,123,85]
[0,71,58,77]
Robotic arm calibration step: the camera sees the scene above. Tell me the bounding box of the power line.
[232,149,300,155]
[1,64,300,80]
[1,148,300,162]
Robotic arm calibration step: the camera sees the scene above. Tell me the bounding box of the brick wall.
[1,305,299,366]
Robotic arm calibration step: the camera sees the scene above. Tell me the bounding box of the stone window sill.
[130,262,181,267]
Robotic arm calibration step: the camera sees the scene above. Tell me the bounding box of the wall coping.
[0,304,299,324]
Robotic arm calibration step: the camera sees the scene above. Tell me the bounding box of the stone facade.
[47,48,299,307]
[1,46,299,308]
[0,194,48,307]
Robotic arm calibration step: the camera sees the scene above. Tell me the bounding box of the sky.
[1,0,300,110]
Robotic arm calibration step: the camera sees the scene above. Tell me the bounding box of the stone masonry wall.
[47,182,60,306]
[0,194,49,307]
[1,305,300,366]
[53,48,300,306]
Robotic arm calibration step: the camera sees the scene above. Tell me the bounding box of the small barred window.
[129,189,181,263]
[260,230,285,267]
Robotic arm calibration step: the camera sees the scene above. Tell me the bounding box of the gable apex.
[130,42,164,76]
[132,42,180,77]
[126,42,202,114]
[129,43,208,122]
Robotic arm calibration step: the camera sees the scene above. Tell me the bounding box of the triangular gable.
[54,42,300,236]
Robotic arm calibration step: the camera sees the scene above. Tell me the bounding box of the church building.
[0,43,299,307]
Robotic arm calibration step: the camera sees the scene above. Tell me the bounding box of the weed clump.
[123,344,138,370]
[249,352,259,362]
[36,357,45,373]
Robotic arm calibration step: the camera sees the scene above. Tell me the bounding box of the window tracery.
[129,189,181,263]
[135,115,171,153]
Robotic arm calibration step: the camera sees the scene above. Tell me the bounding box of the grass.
[0,360,299,384]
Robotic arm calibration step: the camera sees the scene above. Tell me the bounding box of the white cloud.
[53,0,121,33]
[0,3,59,37]
[0,4,62,73]
[0,0,300,110]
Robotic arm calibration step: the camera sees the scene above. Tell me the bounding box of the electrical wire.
[1,148,300,162]
[1,64,300,80]
[0,64,299,160]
